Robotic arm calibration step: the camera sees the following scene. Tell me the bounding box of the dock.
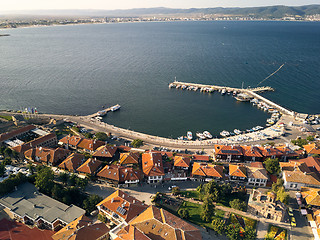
[88,104,121,118]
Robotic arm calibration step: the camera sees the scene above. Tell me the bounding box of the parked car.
[291,217,296,227]
[288,207,294,217]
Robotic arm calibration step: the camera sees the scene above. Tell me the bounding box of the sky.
[2,0,320,12]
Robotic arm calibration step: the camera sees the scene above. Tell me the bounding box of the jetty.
[88,104,120,118]
[170,81,274,93]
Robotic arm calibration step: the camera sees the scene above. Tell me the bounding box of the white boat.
[220,130,230,137]
[234,129,242,135]
[196,132,206,140]
[221,89,226,95]
[203,131,213,139]
[181,85,187,90]
[97,110,107,116]
[235,93,252,102]
[95,116,103,121]
[111,105,121,112]
[187,131,193,140]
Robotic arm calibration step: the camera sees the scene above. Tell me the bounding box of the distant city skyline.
[2,0,320,12]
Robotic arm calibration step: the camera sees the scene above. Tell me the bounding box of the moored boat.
[187,131,193,140]
[203,131,213,139]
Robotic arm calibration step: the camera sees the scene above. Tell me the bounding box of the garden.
[229,213,257,236]
[265,225,287,240]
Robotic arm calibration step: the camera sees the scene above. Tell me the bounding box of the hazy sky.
[2,0,320,11]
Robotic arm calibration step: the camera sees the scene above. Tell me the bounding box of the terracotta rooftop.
[92,145,117,158]
[13,133,57,153]
[115,225,151,240]
[97,190,148,223]
[174,156,191,168]
[129,205,202,240]
[58,153,85,171]
[303,143,320,155]
[192,162,224,178]
[76,158,103,175]
[119,152,140,165]
[142,152,164,177]
[250,162,264,168]
[229,164,247,178]
[242,146,263,158]
[290,156,320,174]
[97,165,142,183]
[192,155,210,161]
[59,135,83,147]
[77,139,105,152]
[301,187,320,207]
[24,147,69,165]
[0,125,36,143]
[215,145,243,156]
[0,218,54,240]
[52,215,109,240]
[118,145,132,152]
[247,166,268,180]
[282,162,320,186]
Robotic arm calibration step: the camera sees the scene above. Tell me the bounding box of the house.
[192,162,224,181]
[142,152,164,184]
[77,139,105,154]
[58,153,85,172]
[258,146,283,160]
[76,158,103,176]
[114,225,151,240]
[92,145,118,162]
[96,190,148,226]
[192,155,210,162]
[280,161,320,190]
[52,215,110,240]
[119,152,139,166]
[121,205,202,240]
[300,187,320,208]
[24,147,70,166]
[58,135,83,150]
[275,145,299,160]
[303,143,320,156]
[0,125,36,146]
[247,162,269,187]
[174,156,191,171]
[229,164,247,181]
[248,189,286,222]
[214,145,243,162]
[0,182,85,231]
[242,146,264,162]
[97,165,143,185]
[290,156,320,177]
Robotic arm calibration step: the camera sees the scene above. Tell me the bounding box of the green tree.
[0,162,5,177]
[212,219,225,235]
[264,158,280,175]
[131,139,143,148]
[95,132,108,141]
[171,187,180,196]
[229,199,246,211]
[83,194,103,214]
[51,184,64,200]
[226,223,241,240]
[68,174,77,186]
[272,178,284,193]
[59,172,69,185]
[3,157,11,165]
[27,164,35,174]
[276,187,290,205]
[84,132,93,139]
[35,167,54,195]
[178,209,189,219]
[76,177,88,190]
[204,179,218,195]
[98,214,107,223]
[291,138,308,148]
[3,148,12,157]
[197,183,203,193]
[201,194,215,222]
[306,136,314,142]
[244,226,257,240]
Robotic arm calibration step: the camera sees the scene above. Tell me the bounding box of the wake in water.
[257,64,285,86]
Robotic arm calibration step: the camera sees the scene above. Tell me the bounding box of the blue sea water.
[0,21,319,138]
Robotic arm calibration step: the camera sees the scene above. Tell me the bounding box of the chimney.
[133,200,135,204]
[111,198,114,203]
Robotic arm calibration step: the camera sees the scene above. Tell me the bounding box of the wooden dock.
[170,81,274,93]
[87,104,121,118]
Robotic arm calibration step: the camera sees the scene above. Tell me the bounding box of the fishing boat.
[221,89,226,95]
[187,131,193,140]
[196,132,206,140]
[111,104,121,112]
[234,129,242,135]
[203,131,213,139]
[220,130,230,137]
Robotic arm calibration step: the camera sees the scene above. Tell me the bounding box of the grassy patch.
[0,115,12,121]
[178,201,225,229]
[266,224,287,240]
[180,190,201,200]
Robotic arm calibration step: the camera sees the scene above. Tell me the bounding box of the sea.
[0,21,319,138]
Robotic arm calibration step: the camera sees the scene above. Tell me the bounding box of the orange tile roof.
[119,152,139,165]
[76,158,103,175]
[52,215,109,240]
[229,164,247,178]
[118,145,132,152]
[242,146,263,158]
[129,206,202,240]
[275,145,298,158]
[290,156,320,173]
[58,153,85,171]
[24,147,70,165]
[301,187,320,207]
[192,155,210,161]
[258,146,283,157]
[192,162,224,178]
[215,144,243,156]
[59,135,83,147]
[0,125,36,143]
[97,165,142,183]
[303,143,320,155]
[13,133,57,153]
[174,156,191,168]
[115,225,151,240]
[247,166,268,180]
[142,152,164,177]
[250,162,264,168]
[282,162,320,186]
[77,139,105,152]
[97,190,148,223]
[92,145,117,158]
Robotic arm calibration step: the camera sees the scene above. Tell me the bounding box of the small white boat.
[203,131,213,139]
[221,89,226,95]
[196,132,206,140]
[111,105,121,112]
[95,116,103,121]
[234,129,242,135]
[220,130,230,137]
[187,131,193,140]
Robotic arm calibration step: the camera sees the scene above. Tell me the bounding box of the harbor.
[87,104,121,119]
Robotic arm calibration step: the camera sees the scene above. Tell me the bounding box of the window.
[152,224,156,229]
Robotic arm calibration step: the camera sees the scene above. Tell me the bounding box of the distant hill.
[2,5,320,18]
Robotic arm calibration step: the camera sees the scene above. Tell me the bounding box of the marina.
[88,104,121,119]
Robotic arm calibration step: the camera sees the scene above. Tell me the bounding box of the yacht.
[220,130,230,137]
[234,93,252,102]
[111,105,121,112]
[196,132,206,140]
[221,89,226,95]
[187,131,193,140]
[203,131,213,139]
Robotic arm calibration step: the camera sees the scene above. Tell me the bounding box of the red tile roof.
[174,156,191,168]
[0,218,54,240]
[97,190,148,223]
[97,165,142,183]
[24,147,70,165]
[229,164,247,178]
[192,162,224,178]
[303,143,320,155]
[119,152,139,165]
[192,155,210,161]
[215,145,243,156]
[58,153,85,171]
[118,145,132,152]
[92,145,117,158]
[142,152,164,177]
[77,139,105,152]
[13,133,57,153]
[59,135,83,147]
[76,158,103,175]
[290,156,320,173]
[115,225,151,240]
[242,146,263,158]
[0,125,36,143]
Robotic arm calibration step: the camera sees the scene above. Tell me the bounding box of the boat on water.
[111,104,121,112]
[187,131,193,140]
[220,130,230,137]
[95,116,103,121]
[234,129,242,135]
[196,132,206,140]
[97,110,107,116]
[203,131,213,139]
[181,85,187,90]
[235,93,252,102]
[221,89,226,95]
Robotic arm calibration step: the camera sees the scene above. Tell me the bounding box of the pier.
[88,104,121,118]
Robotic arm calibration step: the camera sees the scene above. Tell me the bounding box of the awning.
[301,209,308,215]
